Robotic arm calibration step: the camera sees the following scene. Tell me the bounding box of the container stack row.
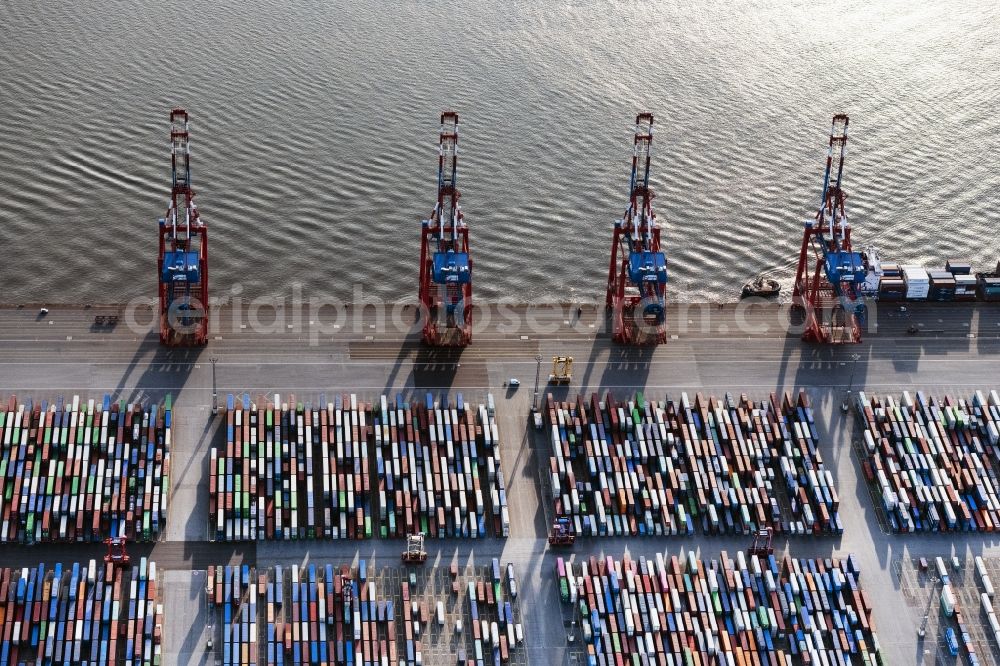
[557,550,884,666]
[936,556,991,665]
[544,391,841,537]
[0,395,171,544]
[444,558,522,665]
[856,390,1000,533]
[207,561,396,666]
[399,576,423,666]
[211,394,372,541]
[876,260,999,301]
[0,558,162,665]
[974,556,999,662]
[977,262,1000,302]
[375,393,508,539]
[208,560,524,666]
[387,559,526,666]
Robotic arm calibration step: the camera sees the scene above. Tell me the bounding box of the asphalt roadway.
[1,300,999,665]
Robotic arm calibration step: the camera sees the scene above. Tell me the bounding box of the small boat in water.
[741,276,781,299]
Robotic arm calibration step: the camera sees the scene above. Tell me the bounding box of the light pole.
[842,352,861,413]
[210,357,218,415]
[532,354,543,411]
[848,353,861,392]
[918,575,939,638]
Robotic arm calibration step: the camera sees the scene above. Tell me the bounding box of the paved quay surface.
[0,301,998,664]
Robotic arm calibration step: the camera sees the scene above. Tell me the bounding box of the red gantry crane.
[547,517,575,547]
[401,533,428,563]
[792,114,867,344]
[418,112,473,346]
[747,528,773,558]
[158,108,209,346]
[606,113,668,345]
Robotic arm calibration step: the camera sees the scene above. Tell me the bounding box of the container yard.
[210,392,508,541]
[206,559,525,666]
[896,554,1000,664]
[0,395,172,544]
[557,550,884,665]
[2,307,1000,665]
[0,556,163,665]
[542,391,841,538]
[855,390,1000,534]
[375,393,509,539]
[211,394,373,541]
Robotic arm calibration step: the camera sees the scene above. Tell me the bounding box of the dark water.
[1,0,998,304]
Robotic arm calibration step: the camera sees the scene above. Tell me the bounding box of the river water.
[1,0,997,304]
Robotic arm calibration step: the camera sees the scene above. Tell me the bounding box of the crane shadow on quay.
[570,314,655,397]
[380,336,473,391]
[110,329,207,406]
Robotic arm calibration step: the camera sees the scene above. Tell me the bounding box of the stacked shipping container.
[876,264,904,301]
[212,392,508,541]
[211,394,372,541]
[208,560,524,666]
[0,559,163,665]
[874,259,1000,302]
[208,562,397,666]
[932,556,991,665]
[425,558,522,666]
[557,551,884,666]
[545,391,841,537]
[375,393,509,538]
[857,390,1000,533]
[979,262,1000,301]
[0,395,171,543]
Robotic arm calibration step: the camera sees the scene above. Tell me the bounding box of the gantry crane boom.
[792,114,866,344]
[158,108,209,346]
[606,113,668,345]
[418,112,473,346]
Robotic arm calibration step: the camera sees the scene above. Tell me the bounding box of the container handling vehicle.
[548,356,573,384]
[418,111,473,346]
[792,114,866,344]
[157,109,209,346]
[104,536,131,566]
[548,517,575,546]
[103,536,131,581]
[402,532,428,563]
[606,113,668,345]
[747,527,773,557]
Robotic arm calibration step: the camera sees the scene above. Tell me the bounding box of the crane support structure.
[157,109,209,346]
[792,114,867,344]
[606,113,668,345]
[418,111,473,346]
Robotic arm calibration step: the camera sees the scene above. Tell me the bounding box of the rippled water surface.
[1,0,997,303]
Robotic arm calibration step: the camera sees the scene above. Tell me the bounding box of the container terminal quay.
[1,300,999,665]
[1,110,998,666]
